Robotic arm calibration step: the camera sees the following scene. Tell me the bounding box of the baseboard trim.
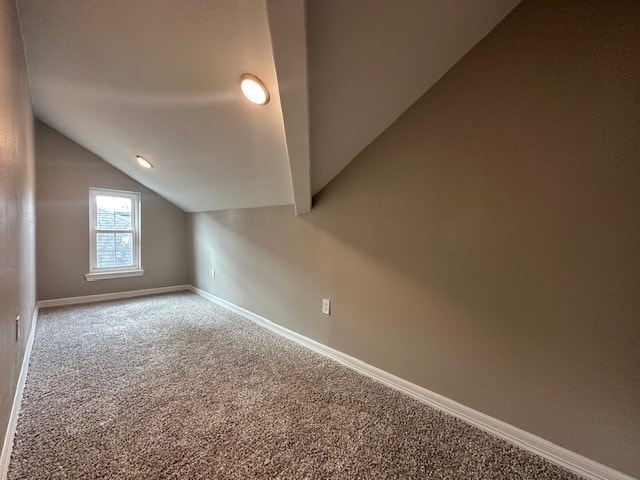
[188,285,635,480]
[0,305,39,480]
[37,284,190,308]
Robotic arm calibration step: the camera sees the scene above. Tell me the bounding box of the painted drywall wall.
[189,0,640,476]
[36,121,188,300]
[0,0,36,453]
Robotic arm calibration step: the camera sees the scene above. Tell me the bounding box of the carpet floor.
[9,292,580,479]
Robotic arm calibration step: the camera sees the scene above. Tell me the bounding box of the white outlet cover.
[211,268,215,278]
[322,299,331,315]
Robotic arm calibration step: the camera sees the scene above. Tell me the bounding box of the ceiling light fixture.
[240,73,270,105]
[136,156,153,169]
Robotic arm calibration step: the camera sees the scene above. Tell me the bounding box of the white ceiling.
[307,0,521,194]
[17,0,521,212]
[17,0,293,212]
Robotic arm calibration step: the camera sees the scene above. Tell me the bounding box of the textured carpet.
[9,292,580,479]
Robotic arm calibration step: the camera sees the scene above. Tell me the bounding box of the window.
[85,188,144,281]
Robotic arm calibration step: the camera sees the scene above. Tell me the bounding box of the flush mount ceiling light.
[240,73,270,105]
[136,156,153,169]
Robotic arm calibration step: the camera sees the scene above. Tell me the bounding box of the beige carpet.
[9,292,579,479]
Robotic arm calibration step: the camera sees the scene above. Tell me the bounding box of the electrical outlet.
[211,268,215,278]
[15,315,20,342]
[322,299,331,315]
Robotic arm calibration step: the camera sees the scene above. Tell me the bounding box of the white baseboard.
[0,306,39,480]
[37,284,190,308]
[188,285,635,480]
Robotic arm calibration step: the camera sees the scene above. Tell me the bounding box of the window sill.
[85,269,145,282]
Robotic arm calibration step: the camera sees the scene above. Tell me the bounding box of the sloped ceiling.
[17,0,293,212]
[17,0,521,212]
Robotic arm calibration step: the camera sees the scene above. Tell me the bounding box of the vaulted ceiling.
[17,0,520,213]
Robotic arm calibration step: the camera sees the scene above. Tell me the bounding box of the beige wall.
[0,0,36,451]
[36,121,188,300]
[189,0,640,476]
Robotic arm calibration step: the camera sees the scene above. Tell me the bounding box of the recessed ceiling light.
[240,73,270,105]
[136,156,153,169]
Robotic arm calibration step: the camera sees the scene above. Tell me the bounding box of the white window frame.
[85,188,145,281]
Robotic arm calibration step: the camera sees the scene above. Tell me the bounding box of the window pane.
[96,232,116,268]
[96,232,134,268]
[114,232,133,267]
[96,196,115,229]
[114,198,132,229]
[96,195,132,229]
